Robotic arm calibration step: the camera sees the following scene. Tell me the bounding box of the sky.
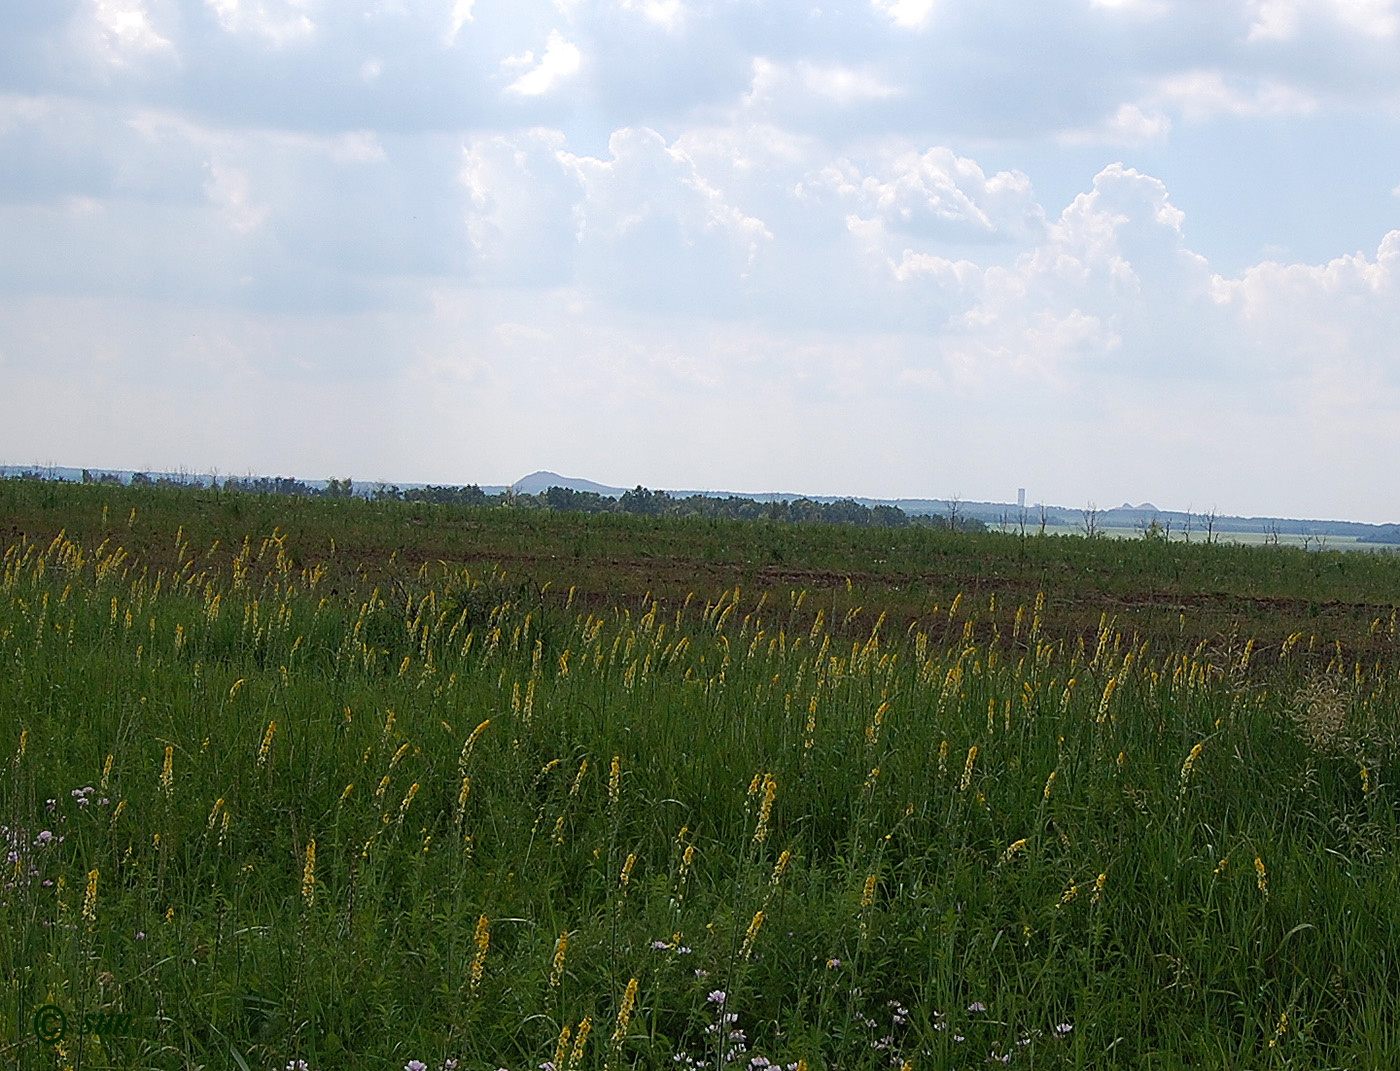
[1,1,1399,522]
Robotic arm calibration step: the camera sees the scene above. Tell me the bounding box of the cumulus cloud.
[90,0,175,60]
[1248,0,1400,41]
[205,0,317,47]
[1146,70,1318,120]
[813,146,1042,244]
[505,31,582,96]
[871,0,939,30]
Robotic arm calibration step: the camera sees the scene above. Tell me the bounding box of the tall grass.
[1,510,1398,1069]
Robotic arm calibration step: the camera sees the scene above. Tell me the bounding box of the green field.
[2,479,1399,1070]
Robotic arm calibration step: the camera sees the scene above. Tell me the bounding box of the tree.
[1081,502,1101,539]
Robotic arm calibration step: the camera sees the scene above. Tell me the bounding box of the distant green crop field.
[3,480,1399,1069]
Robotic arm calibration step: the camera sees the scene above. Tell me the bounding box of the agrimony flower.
[301,840,316,906]
[612,976,639,1043]
[739,910,764,959]
[569,1016,592,1068]
[549,932,569,989]
[959,746,978,792]
[552,1024,572,1071]
[82,868,99,926]
[754,773,777,844]
[469,914,490,995]
[1001,838,1028,864]
[1179,742,1204,792]
[770,849,792,887]
[256,721,275,769]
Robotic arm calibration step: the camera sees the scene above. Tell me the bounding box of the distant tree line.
[369,481,980,529]
[8,468,981,532]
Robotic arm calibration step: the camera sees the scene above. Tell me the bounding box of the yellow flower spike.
[1179,742,1204,789]
[469,914,491,995]
[620,852,637,889]
[754,773,777,843]
[396,782,419,825]
[739,910,765,959]
[1255,856,1269,899]
[1091,872,1106,905]
[569,1017,592,1069]
[301,840,316,906]
[612,976,639,1043]
[959,745,978,792]
[549,932,569,989]
[553,1025,572,1071]
[679,844,696,880]
[609,756,622,809]
[569,758,589,796]
[160,746,174,799]
[770,849,792,886]
[82,868,99,926]
[1042,770,1057,801]
[256,720,275,769]
[1001,838,1028,864]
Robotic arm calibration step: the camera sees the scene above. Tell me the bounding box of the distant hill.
[511,471,627,496]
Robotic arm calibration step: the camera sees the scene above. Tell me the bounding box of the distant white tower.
[1017,488,1026,509]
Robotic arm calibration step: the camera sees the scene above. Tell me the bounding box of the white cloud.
[815,146,1042,243]
[448,0,474,42]
[89,0,174,64]
[1059,103,1172,146]
[871,0,938,30]
[618,0,686,32]
[204,0,316,46]
[1248,0,1399,41]
[1146,70,1318,121]
[205,160,268,233]
[559,127,773,303]
[746,58,899,109]
[505,31,582,96]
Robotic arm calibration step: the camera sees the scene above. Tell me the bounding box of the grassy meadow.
[2,479,1400,1070]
